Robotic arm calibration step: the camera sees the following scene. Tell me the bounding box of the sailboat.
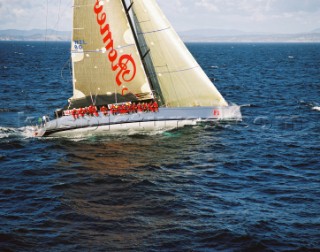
[34,0,241,137]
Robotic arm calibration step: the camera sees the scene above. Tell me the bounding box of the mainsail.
[131,0,228,107]
[70,0,154,108]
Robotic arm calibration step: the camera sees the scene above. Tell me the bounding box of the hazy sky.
[0,0,320,33]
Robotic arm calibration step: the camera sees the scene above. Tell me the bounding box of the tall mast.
[121,0,164,105]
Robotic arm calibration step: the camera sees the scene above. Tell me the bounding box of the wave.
[0,127,19,139]
[0,108,19,112]
[298,100,320,113]
[0,126,38,139]
[20,126,41,138]
[240,104,253,108]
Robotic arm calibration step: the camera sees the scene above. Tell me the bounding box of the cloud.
[184,0,320,33]
[193,0,261,14]
[158,0,188,13]
[0,0,72,30]
[195,0,219,12]
[193,0,320,16]
[270,0,320,13]
[0,0,319,34]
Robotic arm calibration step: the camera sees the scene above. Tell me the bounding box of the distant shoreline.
[0,29,319,43]
[1,40,320,44]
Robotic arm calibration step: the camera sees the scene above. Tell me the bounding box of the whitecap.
[312,106,320,111]
[0,133,9,139]
[240,104,252,107]
[0,127,19,139]
[20,126,39,138]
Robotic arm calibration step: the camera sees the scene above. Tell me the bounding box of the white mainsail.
[132,0,228,107]
[70,0,154,107]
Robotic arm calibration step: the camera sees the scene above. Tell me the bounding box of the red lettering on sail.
[122,88,129,96]
[94,0,137,89]
[115,54,136,86]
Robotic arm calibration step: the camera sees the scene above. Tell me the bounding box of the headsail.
[70,0,154,108]
[132,0,228,107]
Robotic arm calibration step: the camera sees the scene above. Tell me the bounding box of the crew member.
[100,106,108,116]
[72,108,78,119]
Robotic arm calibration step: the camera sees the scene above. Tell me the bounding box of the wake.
[0,126,37,139]
[0,127,19,139]
[299,100,320,112]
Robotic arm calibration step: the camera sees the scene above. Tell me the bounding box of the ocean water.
[0,41,319,251]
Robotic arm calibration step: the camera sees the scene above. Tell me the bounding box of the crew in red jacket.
[72,108,78,119]
[153,101,159,112]
[100,106,108,116]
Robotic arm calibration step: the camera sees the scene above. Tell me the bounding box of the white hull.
[35,106,241,137]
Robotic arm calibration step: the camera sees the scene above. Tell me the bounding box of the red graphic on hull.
[213,109,220,116]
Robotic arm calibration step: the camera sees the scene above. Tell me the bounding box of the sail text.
[94,0,136,88]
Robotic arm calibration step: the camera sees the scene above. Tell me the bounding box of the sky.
[0,0,320,34]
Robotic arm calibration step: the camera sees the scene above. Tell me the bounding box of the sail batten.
[157,66,200,75]
[137,27,171,35]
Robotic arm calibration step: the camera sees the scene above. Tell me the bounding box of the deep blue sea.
[0,41,319,251]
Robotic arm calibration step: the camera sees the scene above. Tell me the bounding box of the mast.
[121,0,164,105]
